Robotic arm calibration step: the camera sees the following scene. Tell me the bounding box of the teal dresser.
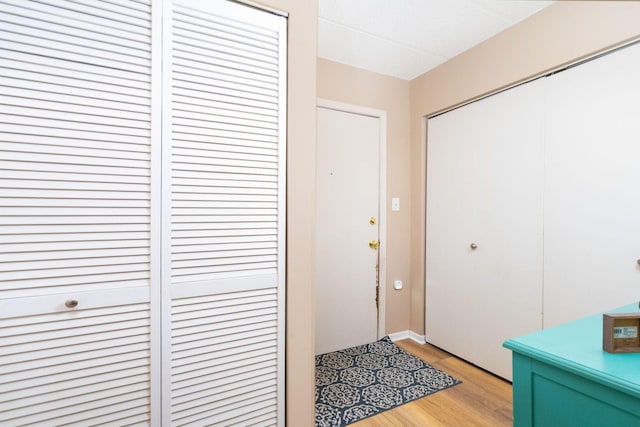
[503,303,640,427]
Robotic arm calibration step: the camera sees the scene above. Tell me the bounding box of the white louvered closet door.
[0,0,155,426]
[163,1,286,426]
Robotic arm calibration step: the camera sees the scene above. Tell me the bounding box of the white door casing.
[315,100,386,355]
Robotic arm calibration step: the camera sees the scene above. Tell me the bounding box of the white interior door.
[315,106,381,355]
[543,42,640,328]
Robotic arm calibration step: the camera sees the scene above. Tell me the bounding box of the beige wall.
[410,1,640,333]
[317,58,412,334]
[255,0,317,425]
[245,1,640,425]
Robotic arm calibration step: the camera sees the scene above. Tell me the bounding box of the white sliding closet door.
[0,0,155,425]
[543,43,640,328]
[426,80,545,380]
[163,1,287,425]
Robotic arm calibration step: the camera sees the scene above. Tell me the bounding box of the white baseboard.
[388,330,426,345]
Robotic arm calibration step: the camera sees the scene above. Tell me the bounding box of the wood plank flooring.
[352,340,513,427]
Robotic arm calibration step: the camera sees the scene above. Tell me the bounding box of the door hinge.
[375,286,379,309]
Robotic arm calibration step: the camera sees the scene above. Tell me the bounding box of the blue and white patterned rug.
[315,336,461,427]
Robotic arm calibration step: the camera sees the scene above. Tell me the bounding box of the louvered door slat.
[0,2,149,44]
[0,114,150,137]
[0,141,150,160]
[5,389,150,427]
[0,148,149,169]
[3,0,150,34]
[172,140,277,158]
[172,15,278,57]
[0,126,149,147]
[2,220,148,230]
[172,102,277,131]
[172,68,278,101]
[0,299,151,426]
[173,318,277,345]
[172,376,276,411]
[0,39,149,75]
[1,229,148,243]
[173,235,276,248]
[4,104,149,129]
[174,397,277,427]
[0,9,149,50]
[0,85,149,113]
[2,317,150,346]
[5,71,140,98]
[172,92,277,118]
[0,19,148,62]
[173,163,276,178]
[3,234,144,249]
[83,408,150,427]
[1,359,149,395]
[173,85,277,112]
[173,75,278,104]
[232,410,276,427]
[172,361,276,402]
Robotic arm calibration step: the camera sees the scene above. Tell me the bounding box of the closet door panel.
[165,1,286,425]
[426,102,481,362]
[0,0,153,423]
[544,43,640,327]
[426,80,544,380]
[470,81,545,379]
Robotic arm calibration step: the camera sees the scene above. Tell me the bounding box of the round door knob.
[65,299,78,309]
[470,243,478,250]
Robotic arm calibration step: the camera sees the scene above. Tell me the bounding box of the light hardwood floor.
[352,340,513,427]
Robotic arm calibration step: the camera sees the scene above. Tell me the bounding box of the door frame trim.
[316,98,387,340]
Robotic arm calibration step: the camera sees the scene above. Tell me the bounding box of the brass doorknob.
[369,240,380,249]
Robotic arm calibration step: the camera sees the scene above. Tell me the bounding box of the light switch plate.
[391,198,400,211]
